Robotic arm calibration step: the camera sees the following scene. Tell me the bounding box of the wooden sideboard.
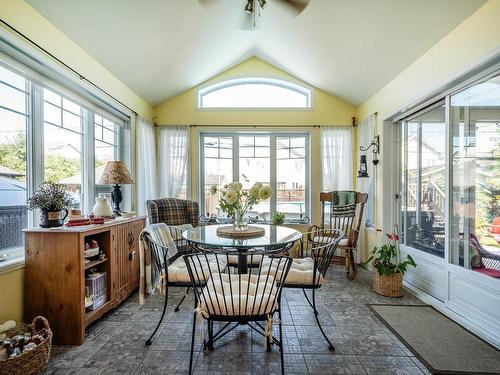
[23,216,147,345]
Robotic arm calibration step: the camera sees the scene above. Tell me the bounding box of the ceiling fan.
[198,0,310,28]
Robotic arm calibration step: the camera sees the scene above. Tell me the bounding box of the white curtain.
[136,116,157,215]
[357,113,376,263]
[321,126,353,191]
[158,125,189,198]
[357,114,376,227]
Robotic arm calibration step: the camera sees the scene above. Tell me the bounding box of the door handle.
[129,250,136,261]
[128,232,135,245]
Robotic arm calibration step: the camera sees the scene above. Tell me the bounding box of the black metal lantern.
[358,155,369,178]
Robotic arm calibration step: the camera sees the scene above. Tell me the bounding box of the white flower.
[249,185,260,198]
[224,190,238,205]
[229,182,242,191]
[210,185,218,195]
[259,186,272,200]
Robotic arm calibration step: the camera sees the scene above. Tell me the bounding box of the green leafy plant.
[27,182,74,212]
[271,211,286,225]
[368,232,417,276]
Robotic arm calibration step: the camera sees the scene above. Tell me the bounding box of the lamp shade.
[99,161,133,185]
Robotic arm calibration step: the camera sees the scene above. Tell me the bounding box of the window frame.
[197,77,313,110]
[0,60,130,270]
[199,131,311,223]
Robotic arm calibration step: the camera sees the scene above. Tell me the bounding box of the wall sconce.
[358,135,380,178]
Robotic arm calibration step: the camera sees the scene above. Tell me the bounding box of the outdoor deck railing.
[0,205,27,250]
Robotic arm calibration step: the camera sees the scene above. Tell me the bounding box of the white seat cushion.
[312,236,348,247]
[227,254,263,265]
[262,257,323,286]
[168,254,226,283]
[200,273,278,316]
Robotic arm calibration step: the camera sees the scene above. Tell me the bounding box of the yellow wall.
[0,268,24,322]
[0,0,154,322]
[155,57,355,126]
[155,57,357,226]
[0,0,154,120]
[356,0,500,261]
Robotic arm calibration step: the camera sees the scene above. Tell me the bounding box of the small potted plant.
[27,182,74,228]
[368,230,416,297]
[271,211,285,225]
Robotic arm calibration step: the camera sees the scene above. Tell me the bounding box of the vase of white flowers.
[210,182,272,231]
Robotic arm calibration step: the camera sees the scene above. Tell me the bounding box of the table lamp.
[99,161,133,216]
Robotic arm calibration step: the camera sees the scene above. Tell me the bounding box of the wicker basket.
[372,270,403,298]
[0,316,52,375]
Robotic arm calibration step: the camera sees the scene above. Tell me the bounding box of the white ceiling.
[26,0,486,106]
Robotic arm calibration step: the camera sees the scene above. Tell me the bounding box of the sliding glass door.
[450,74,500,275]
[401,102,446,258]
[398,70,500,317]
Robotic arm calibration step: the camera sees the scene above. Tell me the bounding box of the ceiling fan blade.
[274,0,310,15]
[197,0,218,8]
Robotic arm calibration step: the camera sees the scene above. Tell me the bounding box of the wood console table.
[23,216,147,345]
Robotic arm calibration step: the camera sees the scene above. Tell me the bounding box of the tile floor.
[44,266,431,374]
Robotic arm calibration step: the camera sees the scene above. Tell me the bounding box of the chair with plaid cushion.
[147,198,200,227]
[147,198,200,253]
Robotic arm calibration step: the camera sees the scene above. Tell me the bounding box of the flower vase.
[233,208,248,231]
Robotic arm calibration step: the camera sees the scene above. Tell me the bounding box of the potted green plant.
[271,211,285,225]
[368,231,416,297]
[27,182,74,228]
[210,182,272,231]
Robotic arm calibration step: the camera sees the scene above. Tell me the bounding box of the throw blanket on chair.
[139,223,177,305]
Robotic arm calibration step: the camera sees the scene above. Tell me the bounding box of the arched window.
[198,78,312,109]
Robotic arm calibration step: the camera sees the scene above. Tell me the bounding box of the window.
[276,137,307,221]
[201,133,310,222]
[43,88,84,208]
[400,103,446,257]
[450,74,500,275]
[202,136,233,216]
[198,78,311,109]
[0,64,29,266]
[0,59,130,268]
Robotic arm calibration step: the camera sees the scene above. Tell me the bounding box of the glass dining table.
[182,224,302,273]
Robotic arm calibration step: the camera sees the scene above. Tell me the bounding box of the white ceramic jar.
[92,197,113,217]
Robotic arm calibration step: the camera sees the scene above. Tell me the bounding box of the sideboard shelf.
[23,216,146,345]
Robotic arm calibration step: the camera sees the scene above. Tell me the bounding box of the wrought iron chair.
[140,231,227,346]
[309,191,367,280]
[264,228,343,350]
[184,249,293,375]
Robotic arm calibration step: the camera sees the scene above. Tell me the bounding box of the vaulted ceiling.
[26,0,487,106]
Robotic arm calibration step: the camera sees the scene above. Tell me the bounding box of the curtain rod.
[188,124,321,128]
[352,112,378,127]
[0,19,138,117]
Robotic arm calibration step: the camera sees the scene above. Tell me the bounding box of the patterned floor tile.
[44,266,429,375]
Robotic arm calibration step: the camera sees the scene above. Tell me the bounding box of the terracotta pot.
[372,269,403,298]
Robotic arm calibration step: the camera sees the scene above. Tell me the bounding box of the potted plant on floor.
[368,230,416,297]
[27,182,74,228]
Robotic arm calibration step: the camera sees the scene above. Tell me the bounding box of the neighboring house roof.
[0,175,26,207]
[58,165,107,185]
[0,165,25,177]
